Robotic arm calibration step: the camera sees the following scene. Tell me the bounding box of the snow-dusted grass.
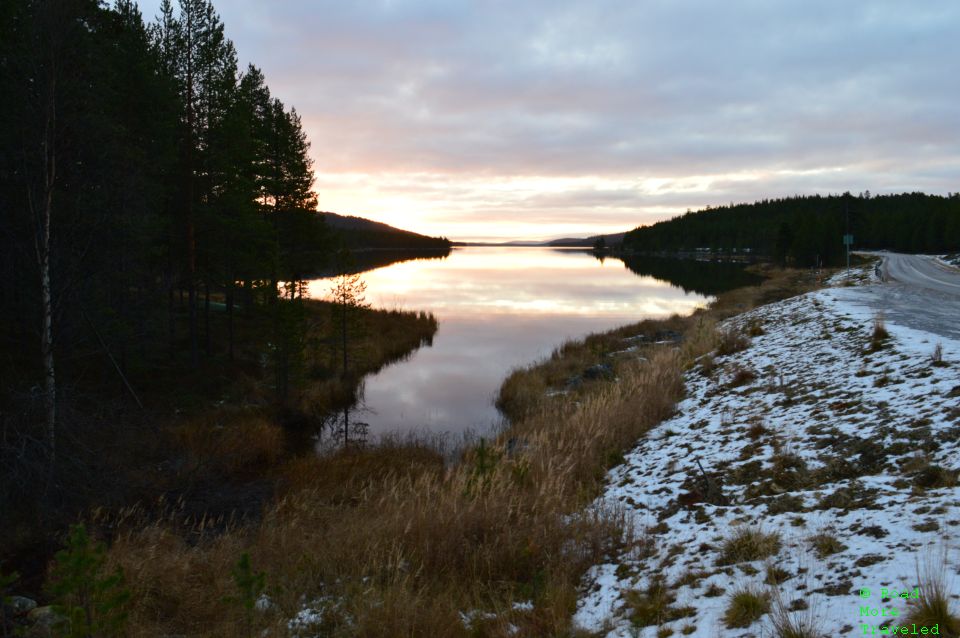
[575,265,960,637]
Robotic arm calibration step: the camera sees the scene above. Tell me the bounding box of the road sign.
[843,234,854,245]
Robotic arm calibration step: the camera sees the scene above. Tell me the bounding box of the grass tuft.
[718,527,781,565]
[904,556,960,636]
[808,530,846,559]
[912,463,959,490]
[717,327,751,356]
[867,312,890,352]
[767,587,823,638]
[723,586,770,628]
[931,342,946,367]
[728,364,758,387]
[746,318,766,337]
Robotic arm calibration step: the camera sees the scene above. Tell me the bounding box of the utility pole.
[843,201,852,269]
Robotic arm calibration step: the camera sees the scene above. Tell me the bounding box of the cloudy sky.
[142,0,960,241]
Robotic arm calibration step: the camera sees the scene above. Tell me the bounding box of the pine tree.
[47,524,130,638]
[153,0,239,365]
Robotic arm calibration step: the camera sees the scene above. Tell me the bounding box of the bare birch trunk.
[40,206,56,463]
[30,71,58,463]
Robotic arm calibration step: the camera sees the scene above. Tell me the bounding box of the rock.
[27,605,66,629]
[583,364,614,380]
[504,437,530,457]
[5,595,37,616]
[653,329,682,343]
[255,593,274,612]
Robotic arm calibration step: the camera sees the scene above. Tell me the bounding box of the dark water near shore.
[306,247,759,441]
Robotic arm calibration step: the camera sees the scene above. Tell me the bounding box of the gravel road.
[846,252,960,342]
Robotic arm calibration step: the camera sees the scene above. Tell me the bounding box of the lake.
[306,247,758,441]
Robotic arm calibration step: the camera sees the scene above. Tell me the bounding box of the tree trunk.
[341,298,348,378]
[30,69,58,464]
[168,283,176,357]
[39,221,56,463]
[227,280,234,361]
[188,278,198,366]
[204,282,211,356]
[185,22,198,367]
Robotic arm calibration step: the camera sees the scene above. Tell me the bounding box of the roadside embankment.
[574,263,960,637]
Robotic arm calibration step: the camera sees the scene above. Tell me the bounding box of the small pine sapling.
[227,552,266,637]
[47,524,130,638]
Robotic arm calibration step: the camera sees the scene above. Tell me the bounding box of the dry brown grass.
[717,527,782,565]
[904,554,960,637]
[716,327,751,356]
[100,267,824,636]
[867,311,890,352]
[109,349,686,636]
[766,586,822,638]
[723,586,770,628]
[169,410,286,479]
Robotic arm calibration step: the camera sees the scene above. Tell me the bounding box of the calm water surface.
[306,247,740,439]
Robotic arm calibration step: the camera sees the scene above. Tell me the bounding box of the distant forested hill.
[623,192,960,266]
[322,212,452,250]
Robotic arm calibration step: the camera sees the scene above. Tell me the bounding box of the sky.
[139,0,960,242]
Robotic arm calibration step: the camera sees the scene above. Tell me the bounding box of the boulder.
[27,605,66,629]
[5,595,37,616]
[583,363,614,380]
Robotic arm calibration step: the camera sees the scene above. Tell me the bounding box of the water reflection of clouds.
[309,247,711,436]
[342,249,705,317]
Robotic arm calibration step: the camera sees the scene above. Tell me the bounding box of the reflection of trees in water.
[610,254,763,296]
[312,248,451,278]
[316,381,372,452]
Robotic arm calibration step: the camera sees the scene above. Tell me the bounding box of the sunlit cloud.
[141,0,960,241]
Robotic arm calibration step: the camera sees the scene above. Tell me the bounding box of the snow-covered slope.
[575,268,960,637]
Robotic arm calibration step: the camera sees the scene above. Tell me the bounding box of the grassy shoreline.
[11,265,826,636]
[0,299,438,606]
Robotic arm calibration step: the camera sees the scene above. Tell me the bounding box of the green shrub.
[227,552,266,637]
[46,524,130,638]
